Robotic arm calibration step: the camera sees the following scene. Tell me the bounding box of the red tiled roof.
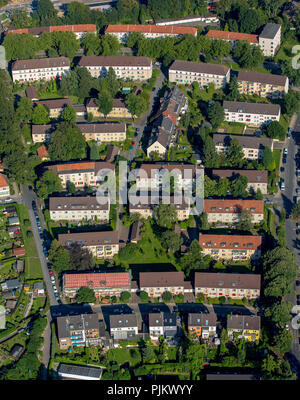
[13,247,26,256]
[64,272,130,289]
[106,24,197,36]
[8,24,96,35]
[57,162,95,172]
[204,199,264,214]
[207,30,258,44]
[0,173,9,188]
[199,234,262,251]
[37,145,49,159]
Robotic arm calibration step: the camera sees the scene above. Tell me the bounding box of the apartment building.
[49,196,110,222]
[227,315,261,342]
[78,56,152,81]
[58,231,119,259]
[109,314,138,340]
[147,116,176,157]
[12,57,70,83]
[105,24,197,43]
[63,271,131,299]
[199,234,262,261]
[139,271,185,297]
[7,24,97,39]
[48,161,115,188]
[129,196,190,221]
[258,24,281,57]
[154,86,188,126]
[169,60,230,88]
[0,174,10,198]
[207,23,281,57]
[57,313,101,350]
[237,70,289,98]
[212,169,268,194]
[188,313,217,340]
[32,122,126,143]
[86,98,133,119]
[223,100,281,127]
[194,272,261,300]
[204,199,264,224]
[34,98,73,118]
[213,133,274,161]
[149,312,177,342]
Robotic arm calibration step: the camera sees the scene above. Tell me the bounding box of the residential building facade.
[223,100,281,127]
[227,315,261,342]
[7,24,97,39]
[211,169,268,194]
[58,231,119,259]
[139,271,185,297]
[86,98,133,119]
[188,313,217,339]
[194,272,261,300]
[109,314,138,340]
[203,199,264,224]
[63,271,131,299]
[78,56,152,81]
[149,312,177,342]
[12,57,70,83]
[169,60,230,88]
[0,174,10,198]
[34,98,73,118]
[237,70,289,98]
[199,234,262,261]
[258,24,281,57]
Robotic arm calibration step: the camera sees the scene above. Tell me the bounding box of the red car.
[49,270,54,276]
[131,141,135,145]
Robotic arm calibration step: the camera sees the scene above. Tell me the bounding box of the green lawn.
[275,37,300,63]
[16,204,43,279]
[107,348,141,367]
[273,149,281,170]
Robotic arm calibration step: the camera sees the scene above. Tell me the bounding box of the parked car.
[284,148,288,155]
[280,180,285,191]
[296,281,300,286]
[283,157,287,164]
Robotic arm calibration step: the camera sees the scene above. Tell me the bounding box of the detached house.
[109,314,138,340]
[139,271,184,297]
[188,313,217,339]
[227,315,261,342]
[0,174,10,198]
[149,312,177,342]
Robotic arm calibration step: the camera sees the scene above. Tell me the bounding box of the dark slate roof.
[259,23,281,39]
[213,133,273,150]
[57,363,102,379]
[49,196,109,211]
[170,60,229,76]
[12,57,70,71]
[237,70,288,86]
[109,314,137,329]
[188,312,217,327]
[227,315,261,331]
[57,313,99,338]
[223,100,280,116]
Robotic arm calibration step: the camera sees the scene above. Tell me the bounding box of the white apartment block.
[169,60,230,88]
[49,196,110,222]
[258,24,281,57]
[223,101,280,127]
[129,197,190,221]
[12,57,70,83]
[78,56,152,81]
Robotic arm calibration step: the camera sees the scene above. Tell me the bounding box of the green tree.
[61,105,76,122]
[16,96,33,123]
[142,345,155,363]
[255,188,263,200]
[208,101,224,129]
[48,239,70,276]
[126,93,148,117]
[161,291,173,302]
[273,328,294,355]
[161,230,183,253]
[32,104,50,125]
[231,175,248,198]
[76,286,96,303]
[226,77,241,101]
[153,203,177,228]
[236,209,253,231]
[69,243,95,271]
[202,136,219,168]
[264,301,293,325]
[185,342,205,379]
[36,170,62,199]
[120,291,131,302]
[34,0,59,25]
[291,202,300,221]
[227,138,244,167]
[139,290,150,302]
[67,181,76,195]
[10,8,32,28]
[90,143,100,160]
[266,121,286,141]
[96,91,113,117]
[81,32,101,55]
[99,34,120,56]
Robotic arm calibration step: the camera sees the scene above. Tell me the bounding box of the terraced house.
[194,272,261,300]
[109,314,138,340]
[34,98,73,118]
[237,70,289,98]
[58,231,119,259]
[213,133,274,161]
[63,271,131,299]
[86,98,133,119]
[57,313,101,350]
[48,161,115,188]
[149,312,177,342]
[7,24,97,39]
[169,60,230,88]
[211,169,268,195]
[139,271,185,297]
[199,234,262,261]
[203,199,264,224]
[78,56,152,81]
[49,196,110,222]
[227,315,261,342]
[12,57,70,83]
[105,24,197,42]
[188,312,217,340]
[223,101,281,127]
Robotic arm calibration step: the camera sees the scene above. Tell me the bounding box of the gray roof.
[227,315,261,331]
[32,124,55,135]
[149,312,176,327]
[12,57,70,71]
[237,70,288,86]
[77,122,126,134]
[58,230,119,247]
[79,56,152,68]
[188,312,217,327]
[34,98,72,110]
[49,196,109,212]
[8,216,20,225]
[33,281,44,290]
[259,23,281,39]
[57,313,99,339]
[109,314,137,329]
[194,272,261,290]
[139,271,184,288]
[223,100,280,116]
[130,221,143,242]
[206,373,260,380]
[213,133,273,150]
[170,60,229,76]
[25,86,39,100]
[1,279,22,291]
[57,363,102,379]
[9,344,25,359]
[212,169,268,184]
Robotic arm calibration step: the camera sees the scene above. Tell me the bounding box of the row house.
[0,174,10,198]
[7,24,97,39]
[139,271,185,297]
[211,169,268,195]
[154,86,188,126]
[109,314,138,340]
[203,199,264,224]
[34,98,73,118]
[78,56,152,81]
[57,313,101,350]
[188,313,217,340]
[223,100,281,127]
[58,230,119,259]
[199,234,262,261]
[12,57,70,83]
[237,70,289,99]
[169,60,230,89]
[47,161,115,189]
[105,24,197,43]
[149,312,177,342]
[227,315,261,342]
[207,23,281,57]
[146,115,176,157]
[213,133,274,161]
[86,98,133,119]
[63,271,131,299]
[49,196,110,222]
[32,122,126,143]
[129,196,190,221]
[194,272,261,300]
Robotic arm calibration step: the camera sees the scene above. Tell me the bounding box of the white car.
[50,277,55,283]
[284,148,288,155]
